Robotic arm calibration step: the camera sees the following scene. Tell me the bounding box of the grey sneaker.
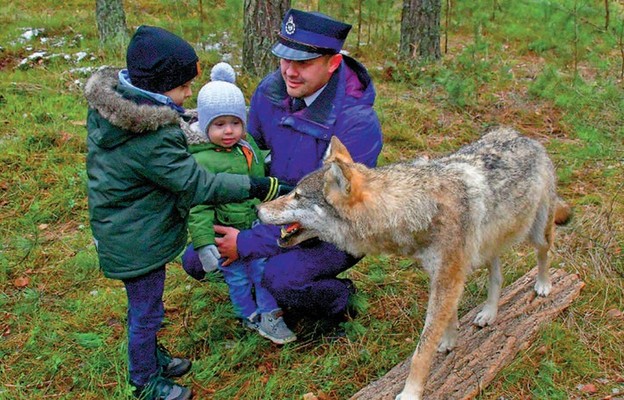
[241,312,260,331]
[156,344,191,379]
[258,309,297,344]
[133,374,192,400]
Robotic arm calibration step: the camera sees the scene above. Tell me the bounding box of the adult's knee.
[262,264,293,293]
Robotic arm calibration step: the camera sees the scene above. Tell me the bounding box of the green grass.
[1,0,623,399]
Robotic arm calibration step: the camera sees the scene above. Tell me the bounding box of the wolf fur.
[256,127,571,400]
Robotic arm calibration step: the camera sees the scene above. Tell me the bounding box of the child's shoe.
[133,375,192,400]
[156,344,192,379]
[257,309,297,344]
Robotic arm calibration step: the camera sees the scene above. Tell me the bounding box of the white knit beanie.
[197,62,247,135]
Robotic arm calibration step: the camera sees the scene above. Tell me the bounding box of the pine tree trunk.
[400,0,442,60]
[242,0,291,78]
[350,268,584,399]
[95,0,128,46]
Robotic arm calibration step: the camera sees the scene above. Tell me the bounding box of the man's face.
[280,54,342,98]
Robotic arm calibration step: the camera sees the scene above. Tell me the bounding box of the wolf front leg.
[437,307,459,353]
[396,259,467,400]
[474,256,503,327]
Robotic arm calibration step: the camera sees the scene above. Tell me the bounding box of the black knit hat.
[126,25,199,93]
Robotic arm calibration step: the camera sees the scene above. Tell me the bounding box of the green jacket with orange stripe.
[184,122,266,250]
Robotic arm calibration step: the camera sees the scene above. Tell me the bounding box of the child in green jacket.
[182,63,296,345]
[85,26,288,400]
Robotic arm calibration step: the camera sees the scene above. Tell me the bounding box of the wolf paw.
[474,306,498,327]
[437,330,457,353]
[437,339,455,353]
[534,280,552,297]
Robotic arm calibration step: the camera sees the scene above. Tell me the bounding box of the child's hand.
[276,183,295,197]
[198,245,220,272]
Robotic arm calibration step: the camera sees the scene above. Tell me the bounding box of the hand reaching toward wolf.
[249,177,294,202]
[216,180,294,266]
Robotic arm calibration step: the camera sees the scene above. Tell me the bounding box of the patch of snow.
[75,51,88,62]
[68,66,98,75]
[20,28,44,42]
[19,51,46,66]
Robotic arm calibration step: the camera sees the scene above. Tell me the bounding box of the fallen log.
[350,268,584,400]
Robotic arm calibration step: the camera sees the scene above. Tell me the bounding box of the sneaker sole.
[257,329,297,345]
[242,323,260,332]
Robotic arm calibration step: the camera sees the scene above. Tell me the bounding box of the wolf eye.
[293,191,301,200]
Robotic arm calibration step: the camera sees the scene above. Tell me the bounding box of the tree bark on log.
[350,268,585,400]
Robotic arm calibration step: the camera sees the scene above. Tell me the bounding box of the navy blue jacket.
[237,55,383,259]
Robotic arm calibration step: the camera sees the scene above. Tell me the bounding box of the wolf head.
[257,136,369,250]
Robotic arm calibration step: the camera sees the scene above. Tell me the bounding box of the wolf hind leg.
[530,201,555,296]
[534,221,554,296]
[474,256,502,327]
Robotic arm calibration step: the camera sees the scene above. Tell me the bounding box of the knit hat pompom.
[197,62,247,136]
[210,62,236,84]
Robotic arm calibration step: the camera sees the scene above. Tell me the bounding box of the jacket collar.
[84,67,182,134]
[118,69,186,114]
[265,64,340,127]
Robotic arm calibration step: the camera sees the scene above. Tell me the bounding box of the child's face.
[163,79,194,106]
[208,116,244,148]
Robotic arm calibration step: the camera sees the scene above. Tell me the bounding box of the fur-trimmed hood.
[84,67,182,148]
[182,120,209,146]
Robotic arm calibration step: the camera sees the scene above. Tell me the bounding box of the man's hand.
[197,244,220,272]
[214,225,240,266]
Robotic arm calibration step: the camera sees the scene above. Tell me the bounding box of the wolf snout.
[256,205,268,222]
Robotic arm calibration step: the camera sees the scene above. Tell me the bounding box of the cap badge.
[285,15,296,35]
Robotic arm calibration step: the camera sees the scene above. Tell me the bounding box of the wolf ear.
[323,136,354,165]
[323,159,368,209]
[324,161,352,199]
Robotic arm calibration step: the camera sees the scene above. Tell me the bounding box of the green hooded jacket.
[84,67,250,279]
[184,123,266,249]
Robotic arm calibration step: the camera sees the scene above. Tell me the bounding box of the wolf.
[256,126,571,400]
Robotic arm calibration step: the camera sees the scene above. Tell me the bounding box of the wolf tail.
[554,197,572,226]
